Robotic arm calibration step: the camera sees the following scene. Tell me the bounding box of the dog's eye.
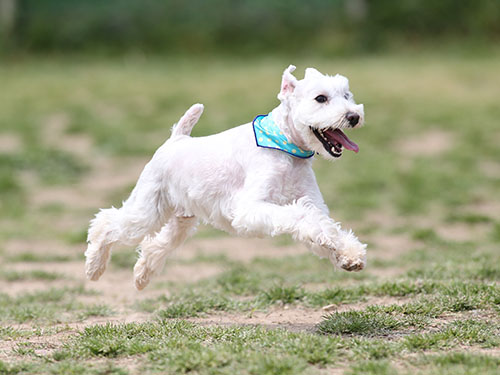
[315,95,328,103]
[344,93,350,100]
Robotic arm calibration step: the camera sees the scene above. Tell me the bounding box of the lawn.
[0,53,499,374]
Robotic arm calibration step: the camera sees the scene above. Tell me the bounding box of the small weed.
[0,326,32,340]
[12,342,37,357]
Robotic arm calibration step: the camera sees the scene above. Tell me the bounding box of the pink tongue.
[325,129,359,153]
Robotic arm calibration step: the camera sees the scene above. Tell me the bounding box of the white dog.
[85,65,367,290]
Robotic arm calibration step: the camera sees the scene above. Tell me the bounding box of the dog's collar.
[252,113,314,159]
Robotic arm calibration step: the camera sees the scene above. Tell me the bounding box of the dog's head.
[278,65,364,160]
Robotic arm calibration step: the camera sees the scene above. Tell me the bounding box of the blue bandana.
[252,113,314,159]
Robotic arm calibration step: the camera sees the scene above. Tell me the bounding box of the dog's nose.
[346,112,360,127]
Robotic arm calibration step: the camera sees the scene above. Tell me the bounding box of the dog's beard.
[310,119,359,158]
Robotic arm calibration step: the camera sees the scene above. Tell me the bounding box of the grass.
[47,319,500,375]
[0,286,98,324]
[401,319,499,351]
[5,252,74,263]
[54,321,343,373]
[0,269,67,282]
[156,293,238,319]
[0,52,499,374]
[408,353,500,375]
[347,353,500,375]
[77,304,115,321]
[0,360,128,375]
[318,310,403,336]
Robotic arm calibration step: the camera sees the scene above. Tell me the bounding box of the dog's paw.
[133,258,151,291]
[85,262,107,281]
[333,252,366,271]
[329,235,367,272]
[84,244,109,281]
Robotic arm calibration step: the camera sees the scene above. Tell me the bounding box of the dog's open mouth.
[311,127,359,158]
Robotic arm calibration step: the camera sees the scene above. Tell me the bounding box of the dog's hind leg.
[85,104,203,282]
[133,216,198,290]
[85,207,121,281]
[85,206,167,281]
[85,178,170,281]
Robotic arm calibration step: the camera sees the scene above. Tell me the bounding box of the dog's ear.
[278,65,298,101]
[304,67,323,80]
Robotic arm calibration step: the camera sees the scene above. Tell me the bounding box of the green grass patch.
[55,320,343,374]
[0,360,128,375]
[402,320,500,351]
[77,304,115,321]
[0,326,33,341]
[348,360,397,375]
[409,352,500,375]
[0,286,98,324]
[5,252,74,263]
[0,269,67,282]
[137,272,499,319]
[156,293,238,319]
[258,285,306,305]
[215,266,263,295]
[318,311,402,336]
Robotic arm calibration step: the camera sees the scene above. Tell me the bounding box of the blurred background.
[0,0,499,273]
[1,0,499,55]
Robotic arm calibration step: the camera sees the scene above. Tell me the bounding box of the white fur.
[85,65,367,290]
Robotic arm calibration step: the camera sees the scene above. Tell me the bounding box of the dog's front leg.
[301,175,367,272]
[231,197,366,271]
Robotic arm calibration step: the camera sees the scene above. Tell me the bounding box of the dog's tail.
[171,103,204,138]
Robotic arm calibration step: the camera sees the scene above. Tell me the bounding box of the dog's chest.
[264,159,312,204]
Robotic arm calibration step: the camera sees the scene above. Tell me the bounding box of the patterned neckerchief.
[252,113,314,159]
